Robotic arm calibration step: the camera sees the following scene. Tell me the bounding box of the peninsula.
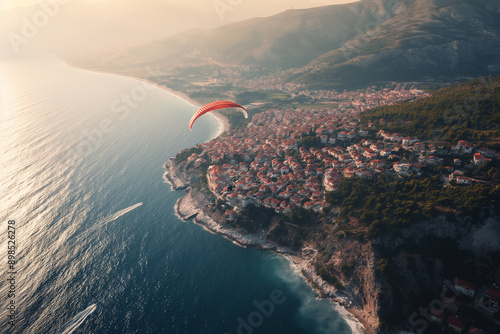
[163,76,500,333]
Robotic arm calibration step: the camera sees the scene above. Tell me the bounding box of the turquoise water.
[0,56,353,334]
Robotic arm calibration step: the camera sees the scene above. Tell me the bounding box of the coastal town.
[8,0,500,333]
[167,81,500,334]
[178,85,499,219]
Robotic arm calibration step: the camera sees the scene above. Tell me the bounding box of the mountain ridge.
[80,0,500,89]
[295,0,500,87]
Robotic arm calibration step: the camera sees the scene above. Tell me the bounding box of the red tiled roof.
[468,326,488,334]
[454,277,476,291]
[486,288,500,302]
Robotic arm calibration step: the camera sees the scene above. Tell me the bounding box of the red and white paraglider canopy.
[189,101,248,130]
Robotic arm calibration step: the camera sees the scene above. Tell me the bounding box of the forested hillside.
[361,76,500,146]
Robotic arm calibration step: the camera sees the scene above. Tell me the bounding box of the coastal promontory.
[164,77,500,333]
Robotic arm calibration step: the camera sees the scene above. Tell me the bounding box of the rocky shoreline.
[164,158,371,334]
[163,159,188,190]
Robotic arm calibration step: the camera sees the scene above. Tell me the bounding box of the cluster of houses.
[181,84,500,331]
[181,90,498,220]
[447,140,498,185]
[180,69,500,332]
[199,63,430,110]
[185,104,500,218]
[428,276,500,333]
[299,83,429,108]
[377,134,499,185]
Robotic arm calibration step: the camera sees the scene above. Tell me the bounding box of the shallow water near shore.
[0,56,354,333]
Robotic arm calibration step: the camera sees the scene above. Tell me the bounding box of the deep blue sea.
[0,56,354,334]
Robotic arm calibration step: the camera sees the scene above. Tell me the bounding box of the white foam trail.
[77,202,143,238]
[61,304,97,334]
[100,202,143,225]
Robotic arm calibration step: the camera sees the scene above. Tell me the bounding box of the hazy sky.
[0,0,359,58]
[1,0,358,12]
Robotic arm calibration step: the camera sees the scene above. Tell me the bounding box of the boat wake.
[61,304,97,334]
[77,202,143,238]
[100,202,143,225]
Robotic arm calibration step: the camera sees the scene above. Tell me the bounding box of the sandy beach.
[144,81,230,135]
[65,63,230,137]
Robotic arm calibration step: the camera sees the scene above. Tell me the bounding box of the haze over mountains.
[85,0,500,88]
[0,0,210,58]
[0,0,357,59]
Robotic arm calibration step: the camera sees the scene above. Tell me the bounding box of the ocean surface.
[0,56,353,334]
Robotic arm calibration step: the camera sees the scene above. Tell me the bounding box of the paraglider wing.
[189,101,248,130]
